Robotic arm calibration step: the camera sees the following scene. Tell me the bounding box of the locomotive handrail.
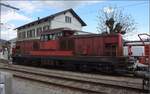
[138,33,150,66]
[138,33,150,45]
[138,34,150,73]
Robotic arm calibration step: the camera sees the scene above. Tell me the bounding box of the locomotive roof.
[124,40,150,46]
[40,28,77,35]
[72,33,121,38]
[41,28,121,38]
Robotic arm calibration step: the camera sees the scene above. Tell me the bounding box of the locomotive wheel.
[79,64,91,72]
[65,63,76,71]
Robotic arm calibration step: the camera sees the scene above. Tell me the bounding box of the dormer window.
[65,16,71,23]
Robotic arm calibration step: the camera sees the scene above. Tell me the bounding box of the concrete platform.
[0,52,8,60]
[0,72,12,94]
[0,70,90,94]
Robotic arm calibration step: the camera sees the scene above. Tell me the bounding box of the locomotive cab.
[40,28,75,41]
[39,28,75,50]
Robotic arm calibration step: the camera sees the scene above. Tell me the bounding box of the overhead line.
[0,3,19,10]
[79,2,149,15]
[118,2,148,8]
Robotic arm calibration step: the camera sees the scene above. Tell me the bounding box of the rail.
[0,62,149,93]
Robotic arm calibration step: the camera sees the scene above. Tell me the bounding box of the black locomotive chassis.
[12,55,133,73]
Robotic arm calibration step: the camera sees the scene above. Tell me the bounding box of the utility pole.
[0,3,19,10]
[0,2,19,39]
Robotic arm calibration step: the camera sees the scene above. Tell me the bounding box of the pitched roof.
[15,8,87,30]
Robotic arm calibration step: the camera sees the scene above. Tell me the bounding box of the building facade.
[15,9,86,41]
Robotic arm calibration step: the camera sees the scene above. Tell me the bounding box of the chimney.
[38,17,40,20]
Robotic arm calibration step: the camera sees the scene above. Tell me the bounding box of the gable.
[52,11,82,26]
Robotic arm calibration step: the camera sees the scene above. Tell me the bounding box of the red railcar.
[12,28,133,73]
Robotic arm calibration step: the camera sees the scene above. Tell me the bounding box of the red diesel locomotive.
[12,28,137,73]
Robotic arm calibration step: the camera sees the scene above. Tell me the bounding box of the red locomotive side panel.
[80,37,103,56]
[103,34,123,56]
[145,45,150,56]
[86,37,95,55]
[145,45,150,64]
[74,34,123,56]
[39,40,59,50]
[30,50,73,56]
[15,39,40,55]
[14,32,123,58]
[95,37,104,56]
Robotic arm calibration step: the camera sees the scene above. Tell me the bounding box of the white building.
[15,8,86,41]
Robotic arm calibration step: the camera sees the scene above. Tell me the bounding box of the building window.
[43,25,49,31]
[27,30,31,38]
[18,32,21,39]
[22,32,26,39]
[65,16,71,23]
[27,31,29,38]
[47,25,50,30]
[36,27,42,36]
[29,30,32,37]
[32,29,35,37]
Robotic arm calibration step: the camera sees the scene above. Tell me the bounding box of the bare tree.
[97,6,136,35]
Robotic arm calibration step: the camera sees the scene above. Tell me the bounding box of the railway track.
[0,61,149,94]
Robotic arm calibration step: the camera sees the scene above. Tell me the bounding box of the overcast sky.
[0,0,149,40]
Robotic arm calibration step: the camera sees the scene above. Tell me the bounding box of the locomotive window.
[55,33,58,39]
[105,43,117,56]
[41,35,47,41]
[41,32,63,41]
[47,34,50,40]
[59,32,63,36]
[41,34,55,40]
[40,35,44,40]
[44,35,48,41]
[49,34,53,40]
[56,32,62,38]
[47,34,53,40]
[52,34,56,40]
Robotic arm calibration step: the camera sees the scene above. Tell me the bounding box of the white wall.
[51,12,82,30]
[17,21,50,41]
[17,11,83,41]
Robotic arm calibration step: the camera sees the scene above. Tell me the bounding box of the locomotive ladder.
[138,33,150,91]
